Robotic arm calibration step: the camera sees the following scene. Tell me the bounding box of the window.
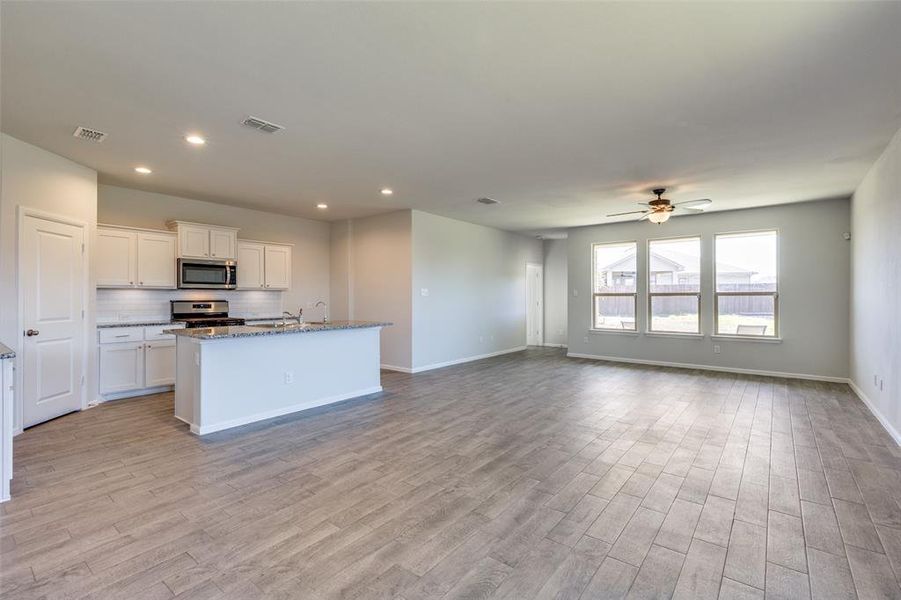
[648,237,701,333]
[592,241,637,330]
[715,230,778,337]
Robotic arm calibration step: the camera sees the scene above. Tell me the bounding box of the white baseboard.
[566,352,848,383]
[847,379,901,446]
[383,346,528,375]
[190,385,384,435]
[542,343,568,348]
[94,385,174,403]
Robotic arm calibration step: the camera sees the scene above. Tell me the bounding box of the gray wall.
[542,238,568,347]
[851,126,901,439]
[330,211,413,370]
[566,198,851,379]
[98,185,331,316]
[1,133,99,426]
[410,211,543,369]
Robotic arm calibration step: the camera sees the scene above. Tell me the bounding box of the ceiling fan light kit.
[607,187,711,225]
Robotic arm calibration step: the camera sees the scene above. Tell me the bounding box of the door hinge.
[82,309,85,319]
[81,375,85,388]
[82,243,85,254]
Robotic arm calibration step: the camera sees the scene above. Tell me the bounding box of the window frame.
[646,235,702,335]
[713,229,779,338]
[591,240,638,332]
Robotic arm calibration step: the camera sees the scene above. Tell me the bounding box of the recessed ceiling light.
[134,166,152,174]
[185,134,206,145]
[316,203,328,209]
[380,188,393,196]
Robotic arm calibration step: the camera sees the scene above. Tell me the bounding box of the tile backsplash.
[97,289,285,323]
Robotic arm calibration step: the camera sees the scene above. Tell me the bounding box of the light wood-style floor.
[2,348,900,599]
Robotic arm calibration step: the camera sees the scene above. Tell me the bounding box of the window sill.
[588,328,639,336]
[644,332,704,339]
[711,335,783,344]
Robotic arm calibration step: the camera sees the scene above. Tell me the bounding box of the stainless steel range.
[171,300,246,328]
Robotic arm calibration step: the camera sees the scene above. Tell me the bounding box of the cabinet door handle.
[114,334,130,338]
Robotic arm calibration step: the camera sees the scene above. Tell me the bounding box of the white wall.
[411,210,543,369]
[97,185,331,319]
[851,126,901,442]
[543,238,568,347]
[330,211,413,370]
[566,198,851,380]
[0,133,99,427]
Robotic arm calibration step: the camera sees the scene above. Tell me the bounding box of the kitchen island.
[170,321,390,435]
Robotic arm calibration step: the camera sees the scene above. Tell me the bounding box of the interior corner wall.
[0,133,99,429]
[329,220,352,322]
[346,210,413,371]
[850,125,901,442]
[411,210,543,370]
[542,238,568,347]
[566,198,851,380]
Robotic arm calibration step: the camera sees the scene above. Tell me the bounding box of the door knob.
[26,329,40,337]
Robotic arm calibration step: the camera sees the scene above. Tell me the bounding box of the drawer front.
[145,323,185,340]
[98,327,144,344]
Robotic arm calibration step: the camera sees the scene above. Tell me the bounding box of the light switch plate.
[420,288,429,297]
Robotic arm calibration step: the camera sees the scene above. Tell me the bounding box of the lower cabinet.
[98,326,181,398]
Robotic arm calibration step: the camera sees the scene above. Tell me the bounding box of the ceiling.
[3,2,900,235]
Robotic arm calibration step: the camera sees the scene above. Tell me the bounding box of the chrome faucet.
[315,300,328,323]
[281,308,303,325]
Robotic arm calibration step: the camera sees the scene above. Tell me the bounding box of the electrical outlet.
[284,371,294,384]
[420,288,430,297]
[583,336,589,343]
[713,345,721,354]
[573,289,579,297]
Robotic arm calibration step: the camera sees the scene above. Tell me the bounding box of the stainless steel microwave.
[177,258,237,289]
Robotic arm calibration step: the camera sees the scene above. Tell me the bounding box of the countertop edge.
[169,321,392,340]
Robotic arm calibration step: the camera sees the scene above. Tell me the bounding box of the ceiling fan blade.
[673,198,712,209]
[638,212,652,221]
[606,210,649,217]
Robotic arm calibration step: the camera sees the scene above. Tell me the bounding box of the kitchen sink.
[251,321,325,329]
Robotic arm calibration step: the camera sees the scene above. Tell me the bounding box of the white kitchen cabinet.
[144,341,176,387]
[136,231,177,288]
[99,342,144,394]
[209,228,237,260]
[97,228,137,286]
[98,324,183,399]
[97,226,176,289]
[237,241,266,289]
[237,240,292,290]
[169,221,238,259]
[264,244,292,290]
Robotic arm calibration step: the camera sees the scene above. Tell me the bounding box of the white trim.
[542,343,568,348]
[189,385,383,435]
[566,351,847,383]
[380,364,413,374]
[389,346,528,375]
[644,332,705,340]
[848,379,901,447]
[589,329,640,336]
[95,385,174,403]
[711,335,783,344]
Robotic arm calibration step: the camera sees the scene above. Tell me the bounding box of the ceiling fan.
[607,188,712,224]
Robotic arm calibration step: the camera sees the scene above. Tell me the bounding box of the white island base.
[174,324,385,435]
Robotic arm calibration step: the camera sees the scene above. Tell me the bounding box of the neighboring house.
[596,248,754,287]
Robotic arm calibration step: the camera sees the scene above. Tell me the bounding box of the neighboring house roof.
[598,248,754,275]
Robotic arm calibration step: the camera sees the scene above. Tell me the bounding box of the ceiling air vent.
[242,116,284,133]
[73,126,107,143]
[476,197,499,205]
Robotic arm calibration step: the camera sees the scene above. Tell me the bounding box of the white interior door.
[21,215,86,427]
[526,263,544,346]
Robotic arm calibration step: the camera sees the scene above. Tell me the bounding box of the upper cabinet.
[168,221,238,260]
[97,226,177,289]
[237,240,291,290]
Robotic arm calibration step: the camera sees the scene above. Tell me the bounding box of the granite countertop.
[97,316,284,329]
[168,320,392,340]
[0,342,15,360]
